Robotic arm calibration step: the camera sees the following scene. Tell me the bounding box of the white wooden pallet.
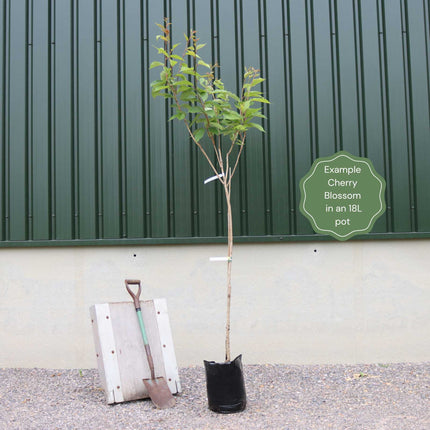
[89,299,181,404]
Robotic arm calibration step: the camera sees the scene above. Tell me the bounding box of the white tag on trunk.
[204,173,224,184]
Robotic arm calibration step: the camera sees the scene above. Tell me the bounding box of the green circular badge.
[299,151,386,241]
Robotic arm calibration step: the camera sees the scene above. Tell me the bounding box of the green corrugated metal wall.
[0,0,429,247]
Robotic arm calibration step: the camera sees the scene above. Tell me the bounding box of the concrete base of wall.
[0,240,429,368]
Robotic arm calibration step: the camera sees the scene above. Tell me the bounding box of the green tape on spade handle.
[136,309,149,345]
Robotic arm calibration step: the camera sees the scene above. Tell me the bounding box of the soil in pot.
[204,354,246,413]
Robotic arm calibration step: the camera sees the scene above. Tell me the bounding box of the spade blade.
[143,377,176,409]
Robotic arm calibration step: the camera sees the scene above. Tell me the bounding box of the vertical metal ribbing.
[377,0,393,232]
[353,0,367,157]
[234,0,243,95]
[329,0,341,152]
[27,0,33,240]
[236,0,248,237]
[305,0,317,161]
[211,0,222,238]
[0,0,6,241]
[259,0,272,236]
[2,0,430,245]
[424,0,430,230]
[400,0,417,232]
[164,0,173,237]
[72,0,79,239]
[211,0,226,236]
[3,0,9,240]
[95,0,103,238]
[425,0,430,124]
[142,0,150,238]
[49,0,56,239]
[189,0,199,238]
[186,0,194,238]
[118,0,127,238]
[353,0,366,157]
[165,0,175,238]
[212,0,224,238]
[283,0,296,235]
[211,0,219,79]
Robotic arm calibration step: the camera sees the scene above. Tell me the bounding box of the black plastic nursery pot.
[204,354,247,413]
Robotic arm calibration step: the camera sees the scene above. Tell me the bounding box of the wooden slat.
[90,303,124,404]
[154,298,182,394]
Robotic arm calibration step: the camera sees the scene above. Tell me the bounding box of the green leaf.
[244,108,263,119]
[151,79,167,88]
[170,54,184,61]
[205,108,216,117]
[197,60,211,69]
[208,121,223,129]
[233,124,248,132]
[172,79,193,87]
[150,61,164,69]
[151,80,170,98]
[189,115,205,127]
[187,105,203,114]
[208,127,221,135]
[250,78,265,87]
[249,122,265,132]
[169,111,186,121]
[240,100,251,112]
[157,47,169,57]
[180,64,196,75]
[180,90,198,102]
[194,128,205,142]
[249,97,270,104]
[196,43,206,50]
[222,111,242,121]
[245,90,263,97]
[197,90,209,102]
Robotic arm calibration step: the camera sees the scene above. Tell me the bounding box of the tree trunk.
[225,185,233,362]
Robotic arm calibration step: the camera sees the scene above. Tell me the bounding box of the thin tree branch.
[228,134,246,186]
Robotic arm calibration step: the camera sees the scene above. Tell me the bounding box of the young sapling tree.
[151,19,269,362]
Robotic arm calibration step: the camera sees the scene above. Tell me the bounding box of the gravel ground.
[1,363,429,430]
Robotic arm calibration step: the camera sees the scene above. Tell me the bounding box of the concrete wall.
[0,240,429,368]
